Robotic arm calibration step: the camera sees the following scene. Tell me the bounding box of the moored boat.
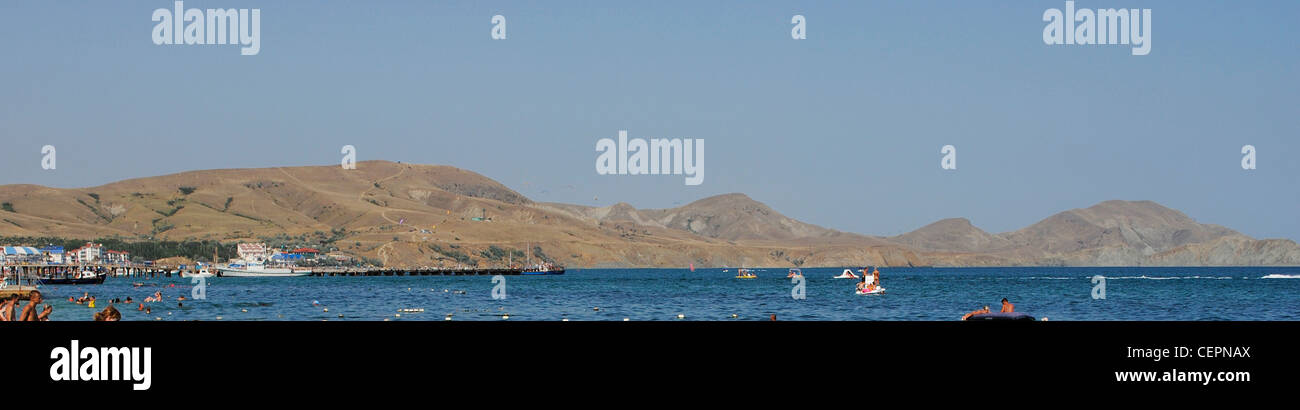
[521,263,565,275]
[181,267,216,278]
[218,261,311,277]
[40,270,105,285]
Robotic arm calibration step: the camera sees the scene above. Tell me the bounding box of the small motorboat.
[855,287,885,295]
[182,267,216,278]
[786,268,803,279]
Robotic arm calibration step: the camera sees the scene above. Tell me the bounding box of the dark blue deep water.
[32,267,1300,321]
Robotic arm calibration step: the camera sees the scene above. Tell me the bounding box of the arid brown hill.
[2,162,1296,267]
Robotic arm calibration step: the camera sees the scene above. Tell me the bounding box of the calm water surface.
[33,267,1300,321]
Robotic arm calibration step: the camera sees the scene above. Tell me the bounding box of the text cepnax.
[596,131,704,186]
[1043,1,1150,56]
[50,340,152,391]
[152,1,260,56]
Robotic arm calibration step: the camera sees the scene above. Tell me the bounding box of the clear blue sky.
[2,1,1296,240]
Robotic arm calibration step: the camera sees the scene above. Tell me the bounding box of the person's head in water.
[94,305,121,321]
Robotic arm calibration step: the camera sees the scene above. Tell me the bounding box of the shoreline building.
[326,251,352,263]
[69,242,104,264]
[104,250,131,265]
[1,246,42,265]
[237,243,269,262]
[40,246,65,264]
[291,248,320,260]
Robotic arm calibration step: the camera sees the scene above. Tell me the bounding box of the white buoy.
[241,309,248,313]
[623,318,630,321]
[593,307,600,311]
[502,314,510,320]
[676,314,685,319]
[730,314,738,318]
[216,316,223,320]
[562,318,569,322]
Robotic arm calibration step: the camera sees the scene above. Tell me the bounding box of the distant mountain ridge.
[885,200,1297,266]
[1,161,1296,267]
[540,193,866,242]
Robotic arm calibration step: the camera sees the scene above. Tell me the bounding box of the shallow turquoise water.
[30,267,1300,321]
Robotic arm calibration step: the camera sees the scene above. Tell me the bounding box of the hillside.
[2,162,1296,267]
[0,161,920,268]
[889,218,1010,253]
[887,200,1298,266]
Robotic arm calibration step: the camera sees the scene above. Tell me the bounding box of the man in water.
[0,295,17,321]
[20,290,52,321]
[961,306,991,320]
[1000,298,1015,313]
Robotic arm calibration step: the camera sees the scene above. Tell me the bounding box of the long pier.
[1,263,564,282]
[308,268,564,277]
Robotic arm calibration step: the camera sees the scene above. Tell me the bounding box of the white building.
[104,250,131,265]
[70,242,104,264]
[237,243,269,262]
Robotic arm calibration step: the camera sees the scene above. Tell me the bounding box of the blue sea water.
[31,267,1300,321]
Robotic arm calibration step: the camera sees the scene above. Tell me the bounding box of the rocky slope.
[1,161,1296,267]
[888,200,1299,266]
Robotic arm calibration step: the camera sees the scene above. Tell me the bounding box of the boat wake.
[1261,274,1300,279]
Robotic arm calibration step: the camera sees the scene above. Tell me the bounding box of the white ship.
[218,261,311,277]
